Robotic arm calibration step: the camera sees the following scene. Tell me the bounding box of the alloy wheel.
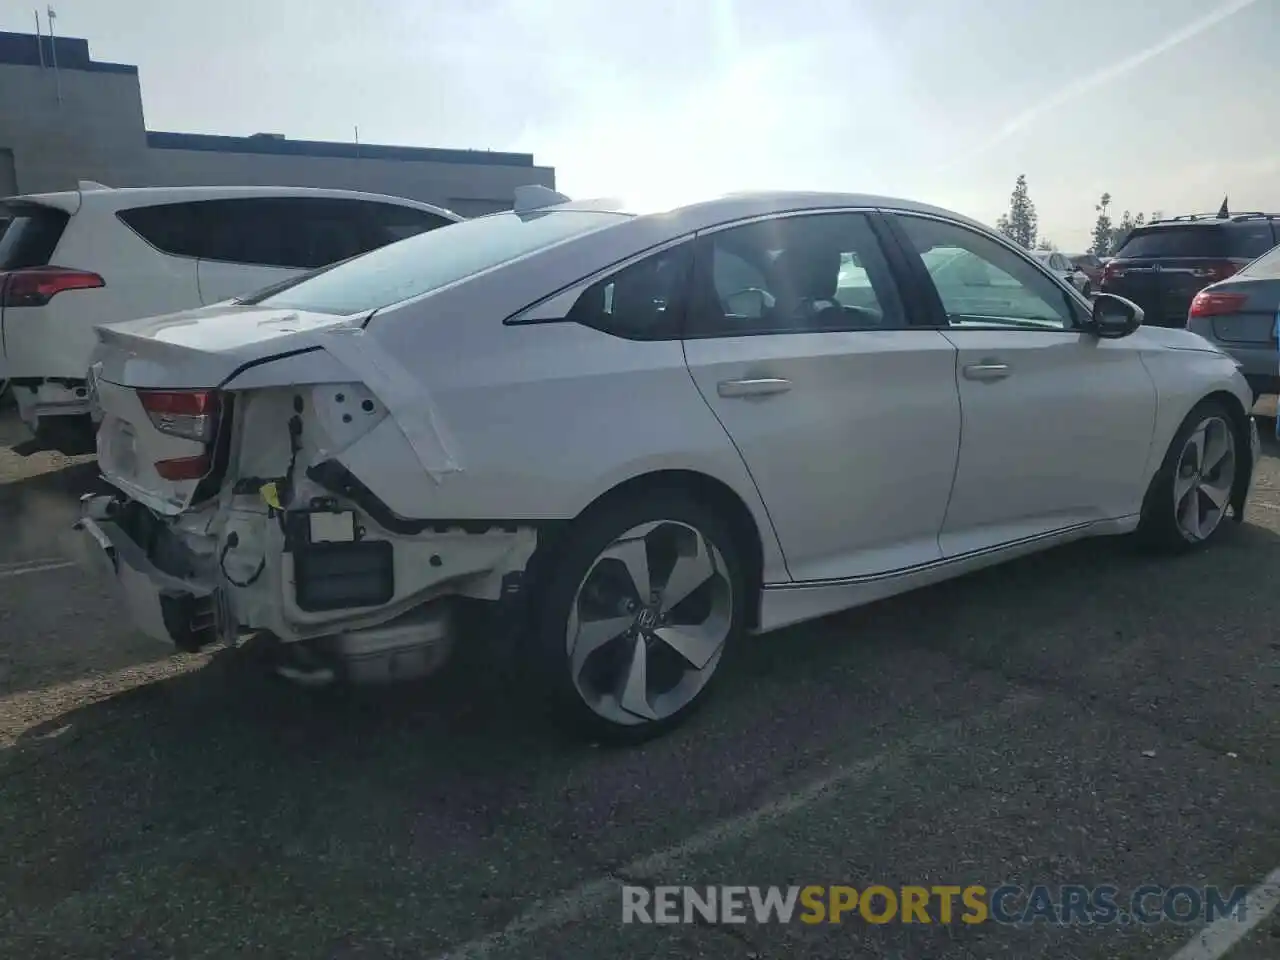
[1173,415,1236,542]
[565,520,733,726]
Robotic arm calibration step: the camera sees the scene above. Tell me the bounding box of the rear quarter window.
[117,203,204,258]
[0,203,70,269]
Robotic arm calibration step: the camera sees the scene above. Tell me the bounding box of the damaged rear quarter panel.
[221,384,538,640]
[218,235,787,591]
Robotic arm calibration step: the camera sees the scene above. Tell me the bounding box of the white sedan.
[73,187,1260,742]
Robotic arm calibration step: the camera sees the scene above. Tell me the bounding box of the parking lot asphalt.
[0,408,1277,960]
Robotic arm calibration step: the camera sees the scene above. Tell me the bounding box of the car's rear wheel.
[528,490,746,743]
[1138,399,1239,551]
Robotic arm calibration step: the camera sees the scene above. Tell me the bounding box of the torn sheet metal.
[317,327,463,482]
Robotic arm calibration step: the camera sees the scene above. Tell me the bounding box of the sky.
[7,0,1279,250]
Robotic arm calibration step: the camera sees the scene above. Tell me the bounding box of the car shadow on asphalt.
[6,511,1278,775]
[0,459,110,556]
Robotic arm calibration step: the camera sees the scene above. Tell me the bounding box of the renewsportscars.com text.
[621,884,1251,926]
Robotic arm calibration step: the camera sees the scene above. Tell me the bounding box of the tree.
[1035,237,1056,251]
[996,174,1038,248]
[1112,210,1144,251]
[1090,193,1113,256]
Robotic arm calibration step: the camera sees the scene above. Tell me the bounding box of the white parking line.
[429,691,1040,960]
[1168,867,1280,960]
[0,559,75,579]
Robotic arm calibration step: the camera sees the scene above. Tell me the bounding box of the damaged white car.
[74,186,1260,742]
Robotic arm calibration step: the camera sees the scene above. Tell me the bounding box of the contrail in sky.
[941,0,1262,172]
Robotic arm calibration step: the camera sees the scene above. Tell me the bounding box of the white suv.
[0,182,460,452]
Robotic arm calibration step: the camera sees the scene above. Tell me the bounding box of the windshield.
[243,209,629,316]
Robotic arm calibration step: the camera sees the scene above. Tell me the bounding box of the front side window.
[245,209,628,316]
[687,212,904,337]
[896,215,1076,330]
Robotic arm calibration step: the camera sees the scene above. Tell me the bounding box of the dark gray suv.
[1100,212,1280,328]
[1186,241,1280,399]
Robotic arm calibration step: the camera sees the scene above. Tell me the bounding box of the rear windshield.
[1239,244,1280,280]
[0,203,70,269]
[1115,223,1277,260]
[244,209,629,316]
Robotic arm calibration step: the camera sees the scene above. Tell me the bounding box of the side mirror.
[1088,292,1143,339]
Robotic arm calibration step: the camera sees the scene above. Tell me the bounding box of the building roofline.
[0,31,137,74]
[145,131,538,168]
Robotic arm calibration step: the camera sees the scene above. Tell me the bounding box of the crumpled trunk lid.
[90,303,364,514]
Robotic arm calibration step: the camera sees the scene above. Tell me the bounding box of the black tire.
[1081,282,1092,298]
[525,488,748,745]
[1137,398,1239,552]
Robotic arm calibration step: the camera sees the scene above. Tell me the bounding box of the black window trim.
[115,196,455,270]
[878,209,1092,333]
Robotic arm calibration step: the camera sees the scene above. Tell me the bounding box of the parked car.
[1067,253,1104,288]
[72,187,1260,743]
[1032,250,1092,295]
[1186,241,1280,400]
[0,182,461,453]
[1099,212,1280,328]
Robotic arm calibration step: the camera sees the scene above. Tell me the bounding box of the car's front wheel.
[1138,399,1240,551]
[528,489,747,743]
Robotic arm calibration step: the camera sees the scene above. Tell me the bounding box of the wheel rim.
[1174,415,1236,542]
[565,520,733,726]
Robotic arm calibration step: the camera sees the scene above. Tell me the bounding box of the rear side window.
[0,203,70,269]
[1115,224,1278,260]
[119,197,447,271]
[245,209,626,316]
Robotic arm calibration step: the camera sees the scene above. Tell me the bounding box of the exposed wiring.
[219,531,265,588]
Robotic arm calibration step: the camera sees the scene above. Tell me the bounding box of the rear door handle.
[962,362,1011,382]
[717,378,793,398]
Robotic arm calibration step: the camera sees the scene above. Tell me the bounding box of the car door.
[884,212,1158,558]
[682,210,962,583]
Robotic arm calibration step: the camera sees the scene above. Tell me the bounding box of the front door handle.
[962,362,1010,382]
[717,378,793,398]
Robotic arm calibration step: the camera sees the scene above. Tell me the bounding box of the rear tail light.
[136,390,221,481]
[0,266,104,307]
[1100,261,1124,285]
[1191,260,1239,282]
[1188,290,1247,318]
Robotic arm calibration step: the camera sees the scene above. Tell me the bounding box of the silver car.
[1186,241,1280,400]
[1033,251,1092,296]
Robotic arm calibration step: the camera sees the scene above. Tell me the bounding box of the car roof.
[552,190,1005,241]
[3,182,463,220]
